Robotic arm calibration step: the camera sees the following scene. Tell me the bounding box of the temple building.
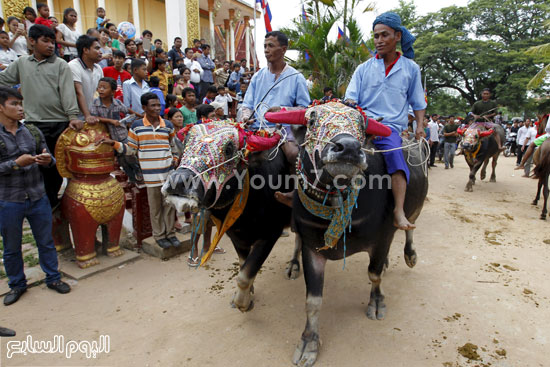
[0,0,259,65]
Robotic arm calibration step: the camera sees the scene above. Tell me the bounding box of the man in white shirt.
[521,119,538,177]
[183,47,194,69]
[69,35,103,124]
[428,115,440,167]
[188,52,203,90]
[516,120,530,166]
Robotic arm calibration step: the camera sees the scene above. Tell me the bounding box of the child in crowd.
[57,8,80,62]
[213,86,232,118]
[90,77,142,183]
[34,3,52,28]
[148,76,166,116]
[103,50,132,101]
[122,59,150,115]
[164,94,178,116]
[96,7,110,29]
[202,85,217,104]
[321,87,334,102]
[99,93,181,249]
[195,104,215,123]
[179,87,197,127]
[22,7,36,30]
[0,31,18,70]
[0,87,71,306]
[210,101,225,120]
[151,58,169,97]
[236,82,249,121]
[227,62,242,92]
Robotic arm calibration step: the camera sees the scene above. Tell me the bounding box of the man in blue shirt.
[242,31,310,206]
[197,44,215,103]
[345,12,426,230]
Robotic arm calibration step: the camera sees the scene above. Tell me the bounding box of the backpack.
[0,123,42,156]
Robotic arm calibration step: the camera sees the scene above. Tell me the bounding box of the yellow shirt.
[151,70,169,97]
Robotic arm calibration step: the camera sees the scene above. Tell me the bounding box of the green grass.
[22,233,37,246]
[0,269,6,279]
[23,254,39,267]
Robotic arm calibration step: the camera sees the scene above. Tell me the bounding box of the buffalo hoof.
[541,213,547,220]
[490,176,496,183]
[230,291,254,312]
[465,185,473,192]
[293,336,320,367]
[480,171,486,180]
[366,294,386,320]
[383,258,389,272]
[532,200,538,206]
[286,259,301,280]
[404,251,417,268]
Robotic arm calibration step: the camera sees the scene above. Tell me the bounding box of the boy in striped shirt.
[97,92,181,249]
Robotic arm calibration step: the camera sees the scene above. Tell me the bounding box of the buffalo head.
[458,124,493,152]
[265,101,390,188]
[162,121,280,212]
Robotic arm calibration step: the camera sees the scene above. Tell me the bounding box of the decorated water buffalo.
[162,120,289,311]
[54,123,125,268]
[533,139,550,219]
[264,100,429,367]
[458,123,505,192]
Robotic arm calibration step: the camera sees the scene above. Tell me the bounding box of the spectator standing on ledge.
[69,35,103,125]
[197,44,215,102]
[56,7,81,62]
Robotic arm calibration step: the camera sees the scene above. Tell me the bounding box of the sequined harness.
[298,100,366,253]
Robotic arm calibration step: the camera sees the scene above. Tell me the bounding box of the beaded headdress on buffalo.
[177,120,281,208]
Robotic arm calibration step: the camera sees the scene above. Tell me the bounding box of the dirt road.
[1,154,548,367]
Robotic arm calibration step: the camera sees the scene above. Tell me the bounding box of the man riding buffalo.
[241,31,310,208]
[470,88,504,151]
[345,11,427,230]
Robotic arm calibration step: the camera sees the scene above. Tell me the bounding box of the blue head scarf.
[373,12,416,59]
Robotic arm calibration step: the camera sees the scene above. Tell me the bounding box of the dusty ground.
[1,154,548,367]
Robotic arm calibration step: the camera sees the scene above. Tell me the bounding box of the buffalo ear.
[247,150,269,168]
[291,125,307,146]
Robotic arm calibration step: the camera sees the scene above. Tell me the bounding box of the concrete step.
[141,231,192,260]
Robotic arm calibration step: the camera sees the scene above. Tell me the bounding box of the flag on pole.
[302,5,310,61]
[337,26,345,40]
[256,0,272,32]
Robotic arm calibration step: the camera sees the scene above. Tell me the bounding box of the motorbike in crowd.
[504,131,517,157]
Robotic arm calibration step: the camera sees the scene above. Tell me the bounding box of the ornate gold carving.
[2,0,31,23]
[55,123,113,178]
[65,178,125,224]
[186,0,200,47]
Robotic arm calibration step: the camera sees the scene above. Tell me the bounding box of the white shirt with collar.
[525,126,537,145]
[68,58,104,115]
[428,120,439,142]
[0,47,18,68]
[189,60,203,84]
[517,125,529,145]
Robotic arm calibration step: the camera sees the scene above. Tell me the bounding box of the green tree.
[392,0,550,114]
[525,20,550,89]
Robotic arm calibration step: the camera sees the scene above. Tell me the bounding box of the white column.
[97,0,106,9]
[31,0,37,11]
[0,2,3,22]
[229,23,235,61]
[208,0,215,56]
[224,19,230,61]
[244,17,250,68]
[132,0,141,37]
[47,0,54,17]
[165,0,188,47]
[209,11,215,56]
[73,0,83,34]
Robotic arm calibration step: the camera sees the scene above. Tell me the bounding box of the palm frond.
[527,63,550,89]
[525,43,550,58]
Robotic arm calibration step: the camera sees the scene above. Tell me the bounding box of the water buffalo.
[162,121,292,312]
[458,123,505,192]
[533,139,550,219]
[265,101,429,367]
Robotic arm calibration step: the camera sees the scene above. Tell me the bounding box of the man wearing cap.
[345,11,427,230]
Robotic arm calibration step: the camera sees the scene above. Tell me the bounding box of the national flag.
[302,5,310,61]
[256,0,272,32]
[337,26,344,40]
[360,41,375,57]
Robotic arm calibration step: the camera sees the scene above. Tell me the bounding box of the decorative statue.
[54,123,125,268]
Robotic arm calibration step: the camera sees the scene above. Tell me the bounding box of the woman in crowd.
[7,17,28,57]
[56,8,80,61]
